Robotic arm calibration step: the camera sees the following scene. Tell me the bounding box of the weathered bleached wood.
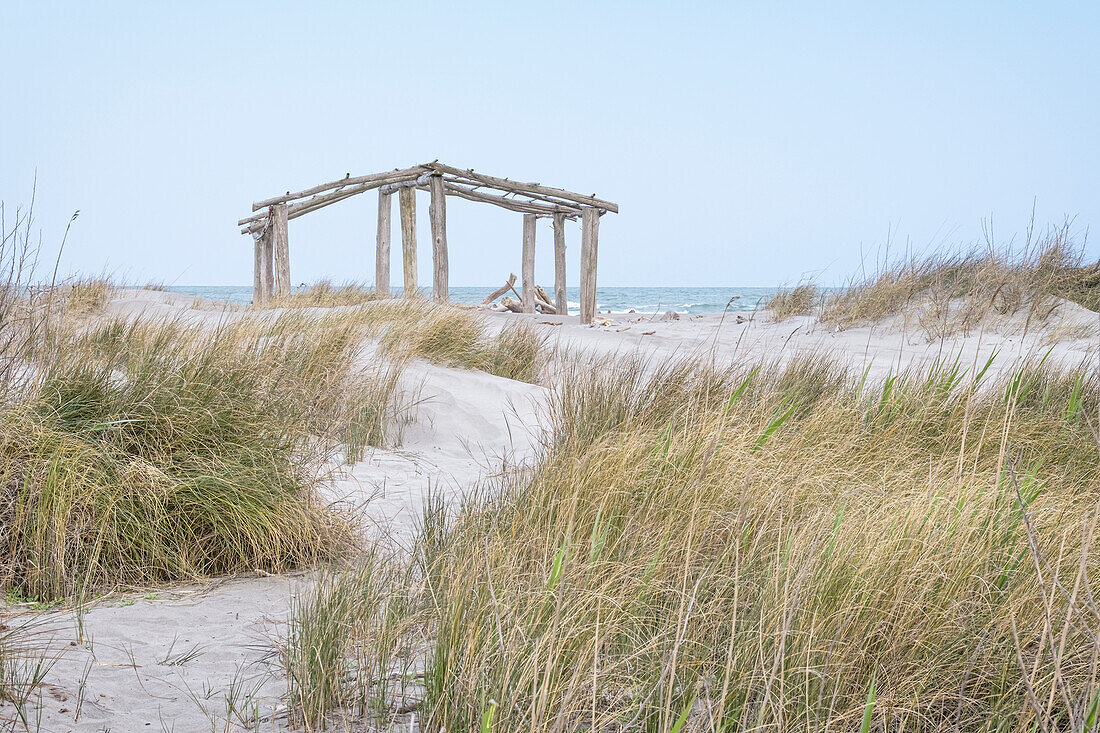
[376,191,392,297]
[439,175,585,215]
[253,235,264,305]
[399,187,417,298]
[288,174,416,218]
[426,162,618,213]
[414,181,579,217]
[240,173,418,233]
[381,172,433,196]
[499,296,524,313]
[534,285,556,314]
[241,163,617,309]
[262,230,274,301]
[480,274,517,305]
[580,207,599,324]
[250,162,616,214]
[271,204,290,298]
[253,165,429,211]
[552,213,567,315]
[429,174,448,302]
[522,214,536,313]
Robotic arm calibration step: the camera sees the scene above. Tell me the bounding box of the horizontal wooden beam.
[290,173,421,216]
[424,162,618,213]
[241,160,615,237]
[442,173,593,214]
[380,171,433,196]
[419,181,580,218]
[252,165,429,211]
[240,172,421,233]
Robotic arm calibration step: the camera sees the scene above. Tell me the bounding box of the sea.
[167,285,779,315]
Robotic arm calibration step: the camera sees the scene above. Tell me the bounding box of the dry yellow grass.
[380,305,550,383]
[267,279,387,308]
[821,224,1100,337]
[288,351,1100,731]
[0,307,416,601]
[63,277,114,316]
[767,282,820,320]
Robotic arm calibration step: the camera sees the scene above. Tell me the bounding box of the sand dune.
[14,291,1097,731]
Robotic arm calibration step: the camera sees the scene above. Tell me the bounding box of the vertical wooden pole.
[580,207,599,324]
[399,187,417,298]
[262,229,274,302]
[521,214,536,313]
[271,203,290,298]
[552,213,567,315]
[429,174,449,302]
[253,235,264,305]
[376,191,392,297]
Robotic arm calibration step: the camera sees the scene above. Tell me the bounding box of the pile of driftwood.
[480,274,561,314]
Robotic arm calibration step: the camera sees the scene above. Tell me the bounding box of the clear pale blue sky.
[2,2,1097,287]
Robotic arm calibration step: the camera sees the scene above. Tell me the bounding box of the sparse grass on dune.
[821,224,1100,336]
[0,618,56,729]
[766,282,820,320]
[380,305,551,383]
[290,351,1100,731]
[0,309,412,600]
[483,320,550,383]
[279,550,422,730]
[382,305,485,369]
[268,279,387,309]
[63,276,115,317]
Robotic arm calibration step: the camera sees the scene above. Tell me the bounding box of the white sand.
[8,291,1096,731]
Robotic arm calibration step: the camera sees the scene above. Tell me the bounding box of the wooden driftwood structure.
[240,161,618,323]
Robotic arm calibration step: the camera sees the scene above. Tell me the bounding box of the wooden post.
[253,235,264,305]
[262,229,274,302]
[429,173,448,302]
[271,203,290,298]
[376,191,391,297]
[521,214,536,313]
[580,207,599,324]
[552,213,567,315]
[399,187,417,298]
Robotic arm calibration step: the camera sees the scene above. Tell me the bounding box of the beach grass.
[288,349,1100,731]
[0,618,56,730]
[62,277,115,317]
[766,282,820,320]
[278,550,423,730]
[268,279,387,308]
[380,306,550,383]
[0,307,411,600]
[820,223,1100,335]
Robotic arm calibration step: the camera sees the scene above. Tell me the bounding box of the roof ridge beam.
[424,162,618,213]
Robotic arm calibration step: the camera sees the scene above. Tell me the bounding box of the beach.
[6,284,1095,731]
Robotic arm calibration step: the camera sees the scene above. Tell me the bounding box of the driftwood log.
[580,207,599,323]
[535,285,557,314]
[499,296,524,313]
[522,214,537,313]
[253,165,428,211]
[425,162,618,213]
[399,187,417,298]
[552,213,567,314]
[271,204,290,297]
[375,191,391,297]
[429,174,448,302]
[481,274,518,305]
